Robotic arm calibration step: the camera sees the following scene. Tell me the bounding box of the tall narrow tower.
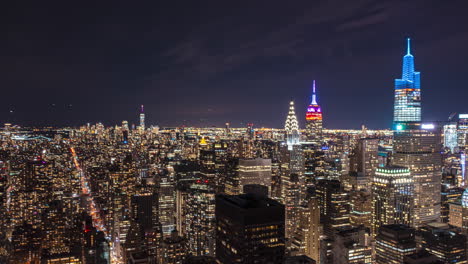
[285,101,300,150]
[139,105,145,130]
[392,38,442,227]
[393,38,421,126]
[305,80,323,145]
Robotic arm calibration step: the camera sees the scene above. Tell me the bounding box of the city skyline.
[2,29,468,263]
[2,1,468,128]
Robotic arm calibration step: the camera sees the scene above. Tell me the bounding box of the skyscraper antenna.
[141,105,144,113]
[407,37,411,55]
[311,80,317,105]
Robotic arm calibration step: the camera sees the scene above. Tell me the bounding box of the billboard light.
[421,124,435,129]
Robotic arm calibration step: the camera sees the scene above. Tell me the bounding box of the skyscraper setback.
[393,38,421,125]
[306,80,323,145]
[392,38,442,227]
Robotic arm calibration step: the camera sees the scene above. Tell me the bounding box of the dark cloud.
[1,1,468,128]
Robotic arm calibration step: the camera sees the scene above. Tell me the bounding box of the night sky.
[2,1,468,129]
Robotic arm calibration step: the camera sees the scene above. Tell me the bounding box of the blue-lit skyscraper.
[392,38,442,228]
[393,38,421,126]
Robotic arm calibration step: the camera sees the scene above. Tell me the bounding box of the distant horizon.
[9,120,458,131]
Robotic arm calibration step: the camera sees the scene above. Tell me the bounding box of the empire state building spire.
[311,80,318,105]
[306,80,323,145]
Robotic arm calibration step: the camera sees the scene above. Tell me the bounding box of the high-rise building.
[176,181,216,256]
[449,189,468,235]
[282,172,301,241]
[282,100,305,241]
[246,123,254,140]
[131,193,158,233]
[162,230,187,264]
[349,190,372,230]
[225,158,272,195]
[440,186,463,223]
[393,38,421,125]
[238,158,272,194]
[348,138,379,190]
[443,123,458,153]
[285,101,301,149]
[315,180,351,238]
[305,80,323,145]
[371,166,413,234]
[139,104,145,131]
[331,227,372,264]
[391,39,442,227]
[215,193,285,264]
[419,222,467,264]
[375,224,417,264]
[156,172,176,237]
[458,114,468,151]
[307,196,321,263]
[122,120,129,131]
[393,123,442,227]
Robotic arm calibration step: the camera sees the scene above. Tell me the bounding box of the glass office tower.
[393,38,421,126]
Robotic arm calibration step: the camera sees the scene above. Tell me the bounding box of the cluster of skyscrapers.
[0,38,467,264]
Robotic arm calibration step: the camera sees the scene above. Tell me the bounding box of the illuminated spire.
[139,104,145,130]
[394,37,421,124]
[285,101,300,149]
[402,38,415,80]
[285,101,299,132]
[311,80,318,105]
[406,37,411,55]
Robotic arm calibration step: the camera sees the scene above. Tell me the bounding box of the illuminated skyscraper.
[393,123,442,227]
[444,123,458,153]
[176,181,215,256]
[391,38,442,228]
[139,104,145,130]
[371,166,413,235]
[237,158,272,194]
[458,114,468,151]
[285,101,300,149]
[156,172,176,237]
[348,138,379,190]
[225,158,272,195]
[393,38,421,125]
[305,80,323,145]
[283,102,305,241]
[315,180,351,238]
[122,120,129,131]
